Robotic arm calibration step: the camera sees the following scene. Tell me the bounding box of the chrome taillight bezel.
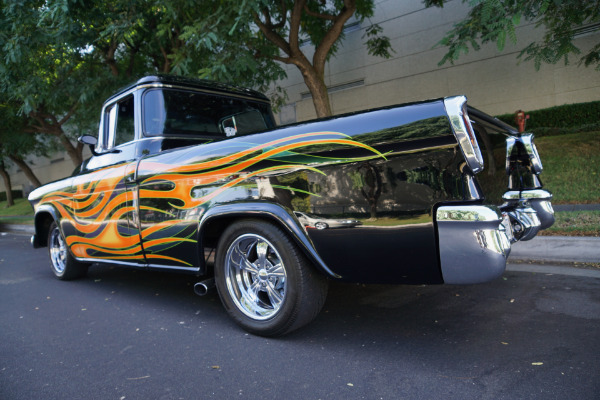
[444,96,484,174]
[521,133,543,174]
[505,133,543,175]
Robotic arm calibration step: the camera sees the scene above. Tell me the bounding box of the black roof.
[106,75,270,103]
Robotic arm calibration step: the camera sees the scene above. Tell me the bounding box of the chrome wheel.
[215,219,328,336]
[47,221,88,280]
[49,226,67,274]
[224,233,287,320]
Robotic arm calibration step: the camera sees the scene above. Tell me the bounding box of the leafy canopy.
[428,0,600,70]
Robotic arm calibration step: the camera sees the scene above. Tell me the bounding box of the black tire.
[47,221,89,280]
[214,219,328,337]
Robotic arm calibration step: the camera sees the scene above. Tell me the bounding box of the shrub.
[495,101,600,136]
[0,190,23,202]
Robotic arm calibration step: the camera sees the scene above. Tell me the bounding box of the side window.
[107,95,135,148]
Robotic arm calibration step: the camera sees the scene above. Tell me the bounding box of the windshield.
[143,88,274,138]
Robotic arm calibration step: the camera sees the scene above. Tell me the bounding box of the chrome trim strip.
[74,258,147,268]
[436,205,501,222]
[147,263,200,272]
[444,96,485,174]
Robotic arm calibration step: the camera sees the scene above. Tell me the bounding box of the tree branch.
[254,13,292,56]
[273,0,287,29]
[58,103,78,126]
[313,0,356,76]
[303,4,336,21]
[288,0,307,52]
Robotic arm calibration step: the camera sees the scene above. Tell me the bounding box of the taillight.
[444,96,484,174]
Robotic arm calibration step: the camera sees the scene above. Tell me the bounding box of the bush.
[495,101,600,136]
[0,190,23,202]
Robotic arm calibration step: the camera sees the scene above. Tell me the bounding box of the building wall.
[2,0,599,195]
[275,0,600,124]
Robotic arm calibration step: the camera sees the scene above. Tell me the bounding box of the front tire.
[214,219,328,336]
[47,221,88,280]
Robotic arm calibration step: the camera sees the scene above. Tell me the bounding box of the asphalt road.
[1,232,599,400]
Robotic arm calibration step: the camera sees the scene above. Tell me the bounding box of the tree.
[1,1,215,166]
[181,0,394,117]
[428,0,600,70]
[0,102,48,201]
[0,1,105,166]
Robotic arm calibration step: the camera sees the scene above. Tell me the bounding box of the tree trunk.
[0,160,14,207]
[300,65,333,118]
[8,155,42,188]
[56,131,83,166]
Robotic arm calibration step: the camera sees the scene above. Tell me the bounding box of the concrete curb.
[0,223,34,235]
[508,236,600,264]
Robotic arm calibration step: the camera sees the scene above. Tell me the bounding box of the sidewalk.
[508,235,600,264]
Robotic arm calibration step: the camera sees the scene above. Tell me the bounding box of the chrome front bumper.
[436,189,554,284]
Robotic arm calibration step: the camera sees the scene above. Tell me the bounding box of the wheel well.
[200,214,323,273]
[34,212,55,247]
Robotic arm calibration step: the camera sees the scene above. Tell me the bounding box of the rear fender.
[198,202,338,278]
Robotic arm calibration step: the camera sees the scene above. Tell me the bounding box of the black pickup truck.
[29,75,554,336]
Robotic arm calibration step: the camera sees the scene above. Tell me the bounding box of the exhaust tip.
[194,278,215,296]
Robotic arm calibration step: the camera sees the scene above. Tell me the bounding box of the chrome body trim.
[436,205,511,284]
[444,96,485,174]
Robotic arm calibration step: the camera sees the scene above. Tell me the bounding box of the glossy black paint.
[29,76,518,285]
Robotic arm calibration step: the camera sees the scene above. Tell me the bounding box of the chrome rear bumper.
[436,190,553,284]
[502,189,554,232]
[436,205,511,284]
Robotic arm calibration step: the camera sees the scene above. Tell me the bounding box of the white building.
[2,0,599,195]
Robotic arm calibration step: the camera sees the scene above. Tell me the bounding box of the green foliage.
[430,0,600,70]
[363,23,394,58]
[495,101,600,134]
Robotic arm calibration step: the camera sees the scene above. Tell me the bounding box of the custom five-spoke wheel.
[47,221,88,280]
[215,219,328,336]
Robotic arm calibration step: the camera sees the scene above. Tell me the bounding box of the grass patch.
[0,198,34,217]
[540,210,600,237]
[535,131,600,204]
[0,198,34,225]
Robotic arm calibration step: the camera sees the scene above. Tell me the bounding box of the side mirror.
[77,135,120,156]
[78,135,97,146]
[78,135,99,156]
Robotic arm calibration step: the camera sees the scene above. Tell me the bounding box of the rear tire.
[47,221,88,280]
[214,219,328,336]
